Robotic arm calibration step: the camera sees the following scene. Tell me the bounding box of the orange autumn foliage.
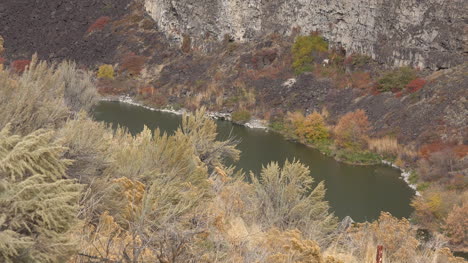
[298,112,329,143]
[444,202,468,248]
[334,109,371,149]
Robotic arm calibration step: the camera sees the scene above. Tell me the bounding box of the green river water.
[93,101,415,222]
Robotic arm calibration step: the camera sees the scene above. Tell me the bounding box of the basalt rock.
[144,0,467,70]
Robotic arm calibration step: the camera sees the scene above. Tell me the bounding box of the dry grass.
[368,136,400,156]
[368,136,417,160]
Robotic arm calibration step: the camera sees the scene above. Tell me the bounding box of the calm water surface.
[93,101,415,222]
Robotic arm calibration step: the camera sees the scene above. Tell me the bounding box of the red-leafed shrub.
[11,60,31,73]
[452,145,468,158]
[87,16,111,33]
[420,143,444,159]
[119,52,146,76]
[137,85,155,97]
[420,143,468,159]
[406,78,426,93]
[350,71,372,90]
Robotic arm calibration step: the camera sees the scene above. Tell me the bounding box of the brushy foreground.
[0,60,465,263]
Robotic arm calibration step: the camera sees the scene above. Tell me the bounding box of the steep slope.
[145,0,468,70]
[0,0,132,65]
[0,0,466,147]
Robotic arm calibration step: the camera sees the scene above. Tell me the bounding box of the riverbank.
[100,95,419,195]
[382,160,420,196]
[102,95,268,129]
[93,99,416,221]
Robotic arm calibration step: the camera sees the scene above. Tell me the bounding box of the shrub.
[290,111,329,143]
[87,16,111,33]
[417,148,465,182]
[410,186,461,231]
[377,67,417,92]
[406,78,426,93]
[335,148,381,164]
[0,35,4,54]
[0,57,68,134]
[334,109,371,150]
[349,71,372,90]
[181,34,191,53]
[286,111,306,138]
[419,142,449,159]
[57,114,113,183]
[251,161,337,245]
[413,191,444,223]
[0,126,82,262]
[444,202,467,248]
[347,212,419,263]
[260,228,342,263]
[0,56,98,135]
[57,61,99,112]
[344,54,372,67]
[292,35,328,74]
[231,110,251,124]
[11,59,31,73]
[137,85,155,97]
[97,64,115,79]
[119,52,146,76]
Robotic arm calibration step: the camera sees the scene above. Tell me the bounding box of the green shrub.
[269,120,285,132]
[336,149,381,165]
[408,171,419,185]
[346,54,371,67]
[97,64,115,79]
[377,67,417,92]
[292,35,328,74]
[416,182,431,192]
[231,110,251,124]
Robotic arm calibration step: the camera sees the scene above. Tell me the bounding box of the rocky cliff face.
[144,0,467,70]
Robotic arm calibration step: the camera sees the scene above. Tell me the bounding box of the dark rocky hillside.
[0,0,466,148]
[0,0,131,65]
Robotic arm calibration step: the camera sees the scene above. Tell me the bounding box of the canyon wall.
[144,0,467,70]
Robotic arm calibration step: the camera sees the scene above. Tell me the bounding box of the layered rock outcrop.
[144,0,467,70]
